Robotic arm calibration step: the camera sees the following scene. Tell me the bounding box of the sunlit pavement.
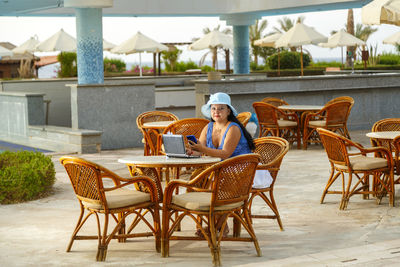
[1,130,400,266]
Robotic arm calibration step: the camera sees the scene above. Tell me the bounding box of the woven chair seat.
[82,188,150,210]
[172,192,243,211]
[277,120,298,127]
[335,156,388,171]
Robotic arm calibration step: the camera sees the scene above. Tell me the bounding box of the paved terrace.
[1,130,400,266]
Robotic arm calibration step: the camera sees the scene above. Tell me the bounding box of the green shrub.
[310,61,342,68]
[57,52,77,78]
[250,61,267,71]
[267,51,311,69]
[175,60,199,72]
[104,58,126,72]
[377,53,400,65]
[201,65,215,72]
[0,151,55,204]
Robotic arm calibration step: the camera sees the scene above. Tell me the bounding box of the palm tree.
[194,25,232,69]
[346,9,355,67]
[249,19,268,66]
[273,16,305,51]
[354,23,378,60]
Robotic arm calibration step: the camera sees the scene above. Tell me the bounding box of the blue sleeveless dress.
[206,122,251,158]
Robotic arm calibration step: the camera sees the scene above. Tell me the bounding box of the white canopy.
[319,30,365,48]
[111,32,168,76]
[275,22,327,48]
[188,30,233,50]
[254,33,283,48]
[0,45,13,57]
[12,36,40,54]
[35,29,76,52]
[383,31,400,44]
[103,39,116,51]
[362,0,400,26]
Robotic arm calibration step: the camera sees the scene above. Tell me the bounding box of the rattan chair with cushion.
[261,97,289,107]
[317,128,394,210]
[161,154,261,267]
[253,101,301,149]
[303,100,353,150]
[136,111,179,156]
[236,111,252,127]
[371,118,400,178]
[60,156,161,261]
[393,135,400,182]
[249,137,289,231]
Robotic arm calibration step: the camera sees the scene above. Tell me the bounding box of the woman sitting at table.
[187,92,255,159]
[188,92,271,236]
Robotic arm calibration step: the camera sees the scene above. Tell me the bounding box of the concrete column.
[75,8,104,84]
[233,25,250,74]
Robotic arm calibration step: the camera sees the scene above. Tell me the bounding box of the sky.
[0,8,398,66]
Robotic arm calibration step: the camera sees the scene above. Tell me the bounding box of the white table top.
[279,105,323,111]
[118,155,221,167]
[142,121,174,128]
[366,131,400,140]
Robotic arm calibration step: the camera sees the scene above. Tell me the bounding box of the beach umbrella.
[35,29,76,52]
[103,38,116,51]
[12,36,40,54]
[275,22,327,76]
[111,31,168,76]
[362,0,400,26]
[0,45,13,58]
[383,31,400,44]
[254,33,283,75]
[319,29,365,66]
[188,30,233,50]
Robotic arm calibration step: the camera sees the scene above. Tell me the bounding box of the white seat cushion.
[309,120,326,127]
[83,188,150,210]
[335,156,388,171]
[171,192,243,211]
[277,120,297,127]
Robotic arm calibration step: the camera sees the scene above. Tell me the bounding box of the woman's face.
[211,104,230,122]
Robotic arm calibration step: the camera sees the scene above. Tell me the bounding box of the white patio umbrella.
[103,38,116,51]
[319,29,365,66]
[254,33,283,75]
[0,45,13,58]
[111,31,168,76]
[188,30,233,50]
[383,31,400,44]
[362,0,400,26]
[35,29,76,52]
[12,36,40,54]
[275,22,327,76]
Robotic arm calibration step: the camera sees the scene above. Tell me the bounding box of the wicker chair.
[261,97,289,107]
[161,154,261,267]
[59,156,161,261]
[371,118,400,177]
[136,111,179,156]
[317,128,394,210]
[303,100,353,150]
[249,137,289,230]
[325,96,354,106]
[252,101,301,149]
[236,111,252,127]
[394,135,400,182]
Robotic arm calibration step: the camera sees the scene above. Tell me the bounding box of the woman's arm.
[189,124,241,159]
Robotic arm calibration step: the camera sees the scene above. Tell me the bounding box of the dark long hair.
[210,107,255,150]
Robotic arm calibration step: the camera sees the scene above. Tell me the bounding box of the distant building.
[0,42,39,79]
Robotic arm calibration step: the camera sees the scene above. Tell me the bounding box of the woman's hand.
[188,140,203,153]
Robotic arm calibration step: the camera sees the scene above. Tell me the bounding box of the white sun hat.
[201,92,238,119]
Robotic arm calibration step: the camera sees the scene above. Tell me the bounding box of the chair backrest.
[261,97,289,107]
[253,137,289,185]
[236,112,252,127]
[60,156,109,208]
[317,128,349,166]
[161,118,209,137]
[326,96,354,106]
[371,118,400,152]
[372,118,400,132]
[136,111,179,155]
[252,102,279,127]
[323,101,353,126]
[195,154,260,207]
